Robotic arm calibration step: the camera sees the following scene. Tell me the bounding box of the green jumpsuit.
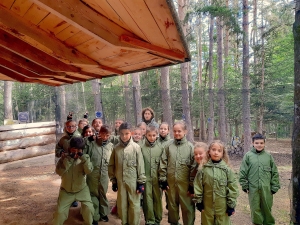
[194,159,239,225]
[108,138,146,225]
[141,139,164,225]
[53,154,94,225]
[157,134,173,148]
[85,140,113,221]
[159,136,196,225]
[239,148,280,225]
[55,130,81,157]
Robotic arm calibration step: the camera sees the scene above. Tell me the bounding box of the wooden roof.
[0,0,190,86]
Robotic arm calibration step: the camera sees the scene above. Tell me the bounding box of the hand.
[77,151,83,157]
[159,181,169,191]
[136,183,145,194]
[188,185,194,195]
[243,189,249,194]
[88,135,95,142]
[196,202,204,212]
[226,207,235,216]
[271,190,276,195]
[112,183,118,192]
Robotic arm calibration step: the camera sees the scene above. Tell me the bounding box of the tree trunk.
[132,72,142,125]
[92,79,103,120]
[242,0,252,154]
[4,81,13,120]
[217,18,226,143]
[54,86,66,136]
[178,0,194,142]
[292,2,300,222]
[160,66,173,136]
[207,16,215,144]
[124,74,132,124]
[81,83,87,112]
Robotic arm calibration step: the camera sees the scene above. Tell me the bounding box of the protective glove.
[77,152,83,157]
[243,189,249,193]
[226,207,235,216]
[188,185,194,194]
[271,190,276,195]
[196,202,204,212]
[88,135,95,142]
[159,181,169,191]
[136,183,145,193]
[69,152,76,158]
[112,183,118,192]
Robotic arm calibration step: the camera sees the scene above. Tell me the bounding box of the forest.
[0,0,293,150]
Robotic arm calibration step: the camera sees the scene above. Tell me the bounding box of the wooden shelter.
[0,0,190,86]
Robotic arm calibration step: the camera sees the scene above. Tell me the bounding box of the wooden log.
[0,134,55,151]
[0,127,56,141]
[0,121,55,132]
[0,143,55,164]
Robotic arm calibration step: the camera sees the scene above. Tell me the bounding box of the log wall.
[0,121,56,164]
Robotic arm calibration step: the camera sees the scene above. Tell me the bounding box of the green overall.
[53,154,94,225]
[194,159,239,225]
[239,148,280,225]
[85,140,113,221]
[159,136,196,225]
[141,139,164,225]
[108,138,146,225]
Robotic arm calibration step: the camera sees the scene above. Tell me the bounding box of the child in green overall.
[85,125,113,224]
[141,125,164,225]
[239,133,280,225]
[108,122,146,225]
[159,121,196,225]
[53,137,94,225]
[194,140,239,225]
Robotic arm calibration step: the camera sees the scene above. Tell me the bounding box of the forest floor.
[0,138,292,225]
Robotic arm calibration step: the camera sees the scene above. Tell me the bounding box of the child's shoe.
[110,205,117,215]
[71,201,78,207]
[92,220,98,225]
[100,215,109,222]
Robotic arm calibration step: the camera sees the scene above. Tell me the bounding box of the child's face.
[194,147,206,164]
[84,128,94,137]
[115,120,123,131]
[69,147,82,160]
[173,124,186,140]
[65,121,77,134]
[144,110,152,121]
[209,144,223,161]
[139,125,147,136]
[159,124,169,137]
[78,121,88,129]
[253,139,265,151]
[120,129,131,143]
[133,130,142,142]
[98,132,110,141]
[146,131,157,143]
[92,119,103,132]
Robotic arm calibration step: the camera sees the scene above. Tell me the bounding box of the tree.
[292,1,300,222]
[242,0,252,153]
[124,74,132,124]
[132,72,142,125]
[178,0,194,142]
[160,66,173,136]
[92,79,103,121]
[4,81,13,121]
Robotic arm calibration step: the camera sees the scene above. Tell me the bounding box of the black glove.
[136,183,145,193]
[69,152,76,158]
[188,185,194,194]
[77,152,83,157]
[88,135,95,142]
[159,181,169,191]
[243,189,249,193]
[196,202,204,212]
[59,150,65,157]
[112,183,118,192]
[271,190,276,195]
[226,207,235,216]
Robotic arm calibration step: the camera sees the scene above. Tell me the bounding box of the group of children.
[53,108,280,225]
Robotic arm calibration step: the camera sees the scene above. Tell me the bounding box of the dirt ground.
[0,138,292,225]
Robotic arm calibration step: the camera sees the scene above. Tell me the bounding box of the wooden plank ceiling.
[0,0,190,86]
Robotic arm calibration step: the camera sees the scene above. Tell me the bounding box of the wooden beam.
[64,75,87,82]
[0,57,52,78]
[31,0,141,50]
[120,35,185,61]
[24,78,60,86]
[98,65,124,75]
[0,5,99,67]
[0,29,81,72]
[50,77,74,84]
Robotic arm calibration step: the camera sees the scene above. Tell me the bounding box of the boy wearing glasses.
[55,116,81,158]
